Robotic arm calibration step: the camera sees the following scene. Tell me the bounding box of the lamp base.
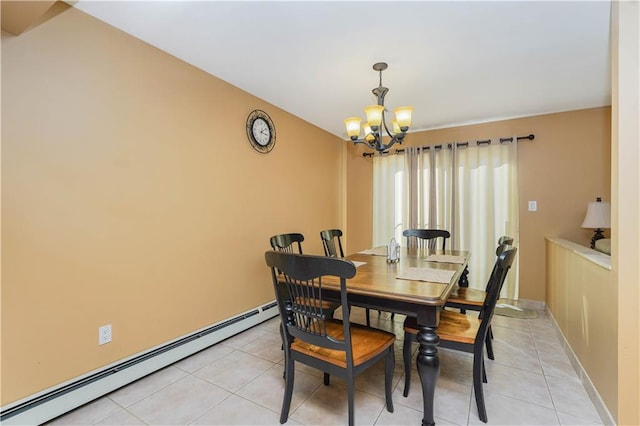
[590,228,605,249]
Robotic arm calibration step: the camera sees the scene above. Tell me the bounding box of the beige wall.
[611,1,640,424]
[545,239,616,421]
[0,1,56,35]
[346,107,611,302]
[1,7,344,404]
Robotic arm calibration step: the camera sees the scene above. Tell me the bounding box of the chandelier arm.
[381,137,395,152]
[351,138,378,150]
[386,135,406,151]
[374,85,398,140]
[351,133,405,154]
[380,111,394,139]
[379,109,406,151]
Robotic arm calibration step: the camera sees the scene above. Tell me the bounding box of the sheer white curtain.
[371,139,520,299]
[455,140,519,299]
[372,154,406,246]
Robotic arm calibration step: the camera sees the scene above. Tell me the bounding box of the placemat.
[357,246,388,256]
[396,267,456,284]
[425,254,466,264]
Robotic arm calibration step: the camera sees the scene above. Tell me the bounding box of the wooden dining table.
[322,247,470,426]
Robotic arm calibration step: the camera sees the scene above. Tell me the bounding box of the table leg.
[417,325,440,426]
[458,266,469,288]
[457,267,470,314]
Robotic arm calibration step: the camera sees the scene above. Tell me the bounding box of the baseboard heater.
[0,301,280,426]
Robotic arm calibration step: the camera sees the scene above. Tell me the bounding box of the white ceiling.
[70,1,612,139]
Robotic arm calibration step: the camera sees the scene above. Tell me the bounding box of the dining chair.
[265,250,395,426]
[320,229,374,327]
[320,229,344,258]
[402,228,451,250]
[270,233,305,254]
[498,235,514,246]
[391,228,451,322]
[445,236,513,310]
[401,246,517,423]
[271,232,341,319]
[445,235,514,359]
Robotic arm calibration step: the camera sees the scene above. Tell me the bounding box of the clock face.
[246,110,276,153]
[252,118,271,146]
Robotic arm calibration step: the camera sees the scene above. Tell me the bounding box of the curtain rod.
[362,133,535,157]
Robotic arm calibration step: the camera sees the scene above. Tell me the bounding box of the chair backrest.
[270,233,304,254]
[476,247,518,342]
[265,251,356,355]
[402,229,451,250]
[320,229,344,258]
[497,235,514,247]
[495,238,513,256]
[482,240,514,292]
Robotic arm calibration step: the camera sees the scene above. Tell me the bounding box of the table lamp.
[581,197,611,249]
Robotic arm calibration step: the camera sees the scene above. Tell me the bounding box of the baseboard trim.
[0,302,279,426]
[546,309,616,425]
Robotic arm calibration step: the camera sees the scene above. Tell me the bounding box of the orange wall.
[1,2,619,409]
[345,149,373,253]
[1,7,344,404]
[346,107,611,301]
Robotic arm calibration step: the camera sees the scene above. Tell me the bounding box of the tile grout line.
[528,315,563,422]
[52,312,603,426]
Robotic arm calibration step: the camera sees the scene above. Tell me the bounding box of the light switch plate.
[528,201,537,212]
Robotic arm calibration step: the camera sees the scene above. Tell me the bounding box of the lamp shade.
[364,105,384,127]
[581,200,611,229]
[344,117,362,138]
[363,123,375,142]
[393,106,413,129]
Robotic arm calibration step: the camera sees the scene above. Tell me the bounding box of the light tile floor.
[48,308,605,425]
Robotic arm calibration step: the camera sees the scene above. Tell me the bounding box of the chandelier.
[344,62,413,153]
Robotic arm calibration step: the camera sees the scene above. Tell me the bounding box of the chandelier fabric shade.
[344,62,413,153]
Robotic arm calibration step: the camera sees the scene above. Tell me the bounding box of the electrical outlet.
[98,324,112,345]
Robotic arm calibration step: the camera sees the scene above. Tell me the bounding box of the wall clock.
[246,110,276,154]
